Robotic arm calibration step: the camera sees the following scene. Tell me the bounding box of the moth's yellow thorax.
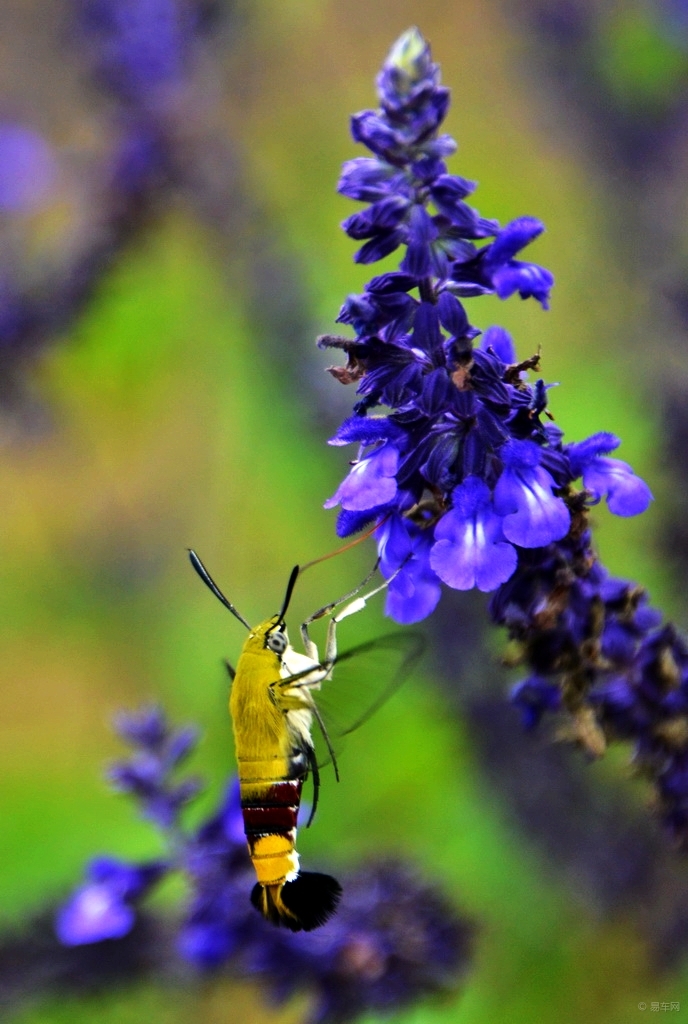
[230,616,289,763]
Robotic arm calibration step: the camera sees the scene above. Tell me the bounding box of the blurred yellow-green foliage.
[3,0,688,1021]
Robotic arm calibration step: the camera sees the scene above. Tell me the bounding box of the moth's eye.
[267,631,287,655]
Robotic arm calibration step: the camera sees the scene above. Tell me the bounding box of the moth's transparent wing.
[318,631,427,740]
[272,631,426,822]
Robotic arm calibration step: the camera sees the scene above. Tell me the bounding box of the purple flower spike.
[430,477,517,592]
[108,704,202,828]
[567,433,653,517]
[325,443,399,512]
[378,515,441,623]
[494,440,570,547]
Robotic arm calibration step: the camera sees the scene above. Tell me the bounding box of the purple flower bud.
[376,27,439,112]
[437,291,469,338]
[480,325,516,364]
[342,196,410,241]
[350,110,400,160]
[400,205,438,277]
[166,725,201,766]
[338,157,399,202]
[354,229,406,265]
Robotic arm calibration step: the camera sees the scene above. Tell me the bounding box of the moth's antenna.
[188,550,251,631]
[277,564,300,626]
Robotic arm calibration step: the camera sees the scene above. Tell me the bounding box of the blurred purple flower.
[56,857,166,945]
[0,124,57,213]
[56,706,473,1019]
[76,0,194,107]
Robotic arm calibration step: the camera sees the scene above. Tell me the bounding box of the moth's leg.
[323,568,404,664]
[312,556,411,672]
[269,676,320,711]
[300,559,380,659]
[224,659,236,682]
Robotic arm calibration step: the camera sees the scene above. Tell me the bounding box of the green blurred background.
[3,0,688,1020]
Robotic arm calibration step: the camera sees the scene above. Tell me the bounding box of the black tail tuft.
[281,872,342,931]
[251,872,342,932]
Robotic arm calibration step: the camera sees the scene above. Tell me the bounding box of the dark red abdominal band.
[241,779,302,837]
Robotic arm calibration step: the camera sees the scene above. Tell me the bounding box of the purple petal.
[378,516,441,624]
[87,857,152,897]
[377,513,412,573]
[329,415,395,447]
[492,261,554,309]
[325,444,399,511]
[494,443,570,547]
[385,569,441,624]
[567,432,621,476]
[583,458,653,517]
[487,216,545,264]
[354,229,405,265]
[511,676,561,729]
[430,477,517,591]
[336,505,389,538]
[178,920,236,968]
[431,533,516,592]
